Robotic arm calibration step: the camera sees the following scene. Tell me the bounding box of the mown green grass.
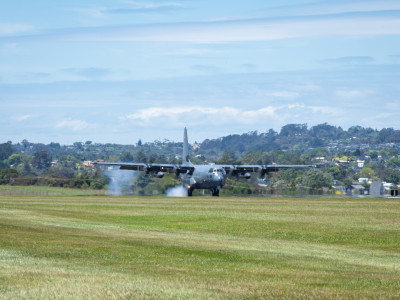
[0,185,106,196]
[0,195,399,299]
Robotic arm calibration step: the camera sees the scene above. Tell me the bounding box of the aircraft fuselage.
[180,165,226,196]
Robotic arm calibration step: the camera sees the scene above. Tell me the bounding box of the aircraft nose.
[213,174,224,183]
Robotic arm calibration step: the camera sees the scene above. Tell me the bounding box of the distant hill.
[199,123,400,155]
[5,123,400,162]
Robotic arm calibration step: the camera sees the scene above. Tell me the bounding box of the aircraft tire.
[212,188,219,197]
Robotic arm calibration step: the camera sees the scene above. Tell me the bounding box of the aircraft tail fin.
[183,127,190,165]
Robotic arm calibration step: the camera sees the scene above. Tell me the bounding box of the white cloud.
[2,43,17,50]
[127,106,271,125]
[309,106,342,115]
[161,48,223,56]
[127,106,236,124]
[120,1,183,10]
[364,112,396,125]
[265,91,300,98]
[292,84,322,92]
[14,114,37,122]
[334,89,373,99]
[288,104,305,109]
[74,2,183,17]
[6,10,400,43]
[126,105,340,127]
[73,7,106,18]
[85,13,400,43]
[270,1,400,17]
[0,23,35,35]
[56,119,96,131]
[384,102,400,110]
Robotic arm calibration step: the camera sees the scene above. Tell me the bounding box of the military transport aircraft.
[93,128,315,196]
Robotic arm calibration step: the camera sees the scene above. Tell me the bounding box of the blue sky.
[1,0,400,144]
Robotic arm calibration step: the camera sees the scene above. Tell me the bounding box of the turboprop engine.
[239,172,251,179]
[155,171,164,178]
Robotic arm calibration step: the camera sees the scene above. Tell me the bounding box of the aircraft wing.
[223,164,315,176]
[262,164,316,172]
[92,161,195,175]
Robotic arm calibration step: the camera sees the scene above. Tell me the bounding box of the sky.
[1,0,400,145]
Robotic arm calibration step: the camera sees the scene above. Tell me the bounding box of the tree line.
[1,123,400,195]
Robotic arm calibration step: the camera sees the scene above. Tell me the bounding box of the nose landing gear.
[211,188,220,197]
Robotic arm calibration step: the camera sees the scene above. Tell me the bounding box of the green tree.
[382,169,400,184]
[302,169,333,189]
[369,151,378,160]
[353,148,362,157]
[232,182,252,195]
[8,154,22,166]
[342,178,353,189]
[309,123,341,139]
[328,167,341,180]
[387,147,398,157]
[135,150,147,163]
[277,169,303,182]
[21,139,30,148]
[149,153,158,163]
[134,175,151,195]
[379,128,394,143]
[279,124,307,137]
[217,150,237,165]
[33,151,52,170]
[240,150,270,164]
[73,142,83,150]
[0,143,13,161]
[0,169,19,184]
[108,155,120,162]
[22,162,32,175]
[360,167,375,179]
[120,151,134,162]
[157,154,168,164]
[387,157,400,168]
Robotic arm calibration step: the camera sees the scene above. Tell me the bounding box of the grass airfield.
[1,191,400,299]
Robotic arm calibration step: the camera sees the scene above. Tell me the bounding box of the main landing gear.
[187,186,194,197]
[187,186,220,197]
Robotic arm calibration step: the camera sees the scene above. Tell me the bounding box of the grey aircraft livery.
[93,128,315,196]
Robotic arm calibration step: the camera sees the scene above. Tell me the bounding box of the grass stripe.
[1,195,400,299]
